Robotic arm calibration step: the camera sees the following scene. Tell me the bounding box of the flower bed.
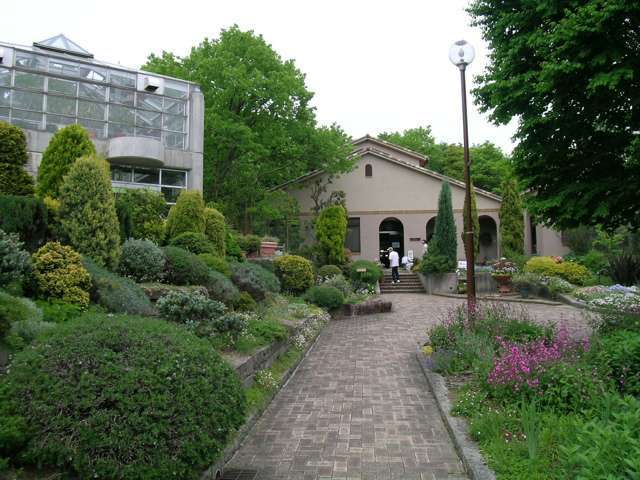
[573,284,640,313]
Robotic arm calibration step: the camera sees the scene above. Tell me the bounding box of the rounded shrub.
[349,259,383,286]
[31,242,91,307]
[37,124,96,198]
[169,232,216,255]
[230,262,280,301]
[235,291,257,312]
[304,285,345,310]
[237,234,262,255]
[0,121,34,196]
[165,190,206,239]
[318,264,342,279]
[115,188,166,244]
[204,207,225,257]
[525,256,591,285]
[0,196,48,250]
[0,291,42,338]
[320,274,352,297]
[205,270,241,306]
[59,155,121,268]
[157,290,226,324]
[0,229,31,287]
[0,314,246,479]
[162,246,210,286]
[273,254,314,294]
[118,238,165,282]
[198,253,231,277]
[83,258,155,316]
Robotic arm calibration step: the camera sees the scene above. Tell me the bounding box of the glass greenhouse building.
[0,35,204,202]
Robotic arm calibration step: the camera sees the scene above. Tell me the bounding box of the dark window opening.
[365,164,373,177]
[345,217,361,253]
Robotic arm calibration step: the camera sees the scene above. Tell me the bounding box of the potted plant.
[260,236,279,257]
[511,272,540,299]
[491,258,518,295]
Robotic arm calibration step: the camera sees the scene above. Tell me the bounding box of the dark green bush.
[230,262,280,301]
[235,291,257,311]
[198,253,231,277]
[318,264,342,278]
[169,231,216,255]
[349,259,383,286]
[118,238,165,282]
[0,229,31,287]
[608,252,640,286]
[165,190,205,239]
[304,285,344,310]
[0,121,34,196]
[115,188,166,244]
[203,207,226,257]
[204,270,241,306]
[273,254,314,294]
[35,299,84,323]
[162,246,210,286]
[83,258,155,316]
[597,330,640,396]
[0,292,42,338]
[37,124,96,198]
[0,196,48,250]
[237,234,262,255]
[157,290,225,324]
[0,314,246,479]
[0,164,34,196]
[420,244,457,274]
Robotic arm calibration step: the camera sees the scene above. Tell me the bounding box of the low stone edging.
[433,292,563,306]
[201,314,327,480]
[341,299,392,316]
[416,347,496,480]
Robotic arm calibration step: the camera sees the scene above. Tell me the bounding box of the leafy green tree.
[499,178,524,257]
[143,26,354,230]
[59,156,121,268]
[431,182,457,266]
[315,204,347,266]
[37,125,95,199]
[469,0,640,229]
[165,190,206,239]
[463,183,480,256]
[0,121,34,195]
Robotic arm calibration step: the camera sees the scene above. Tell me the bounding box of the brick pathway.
[224,294,589,480]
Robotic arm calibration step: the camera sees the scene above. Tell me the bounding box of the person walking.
[388,247,400,284]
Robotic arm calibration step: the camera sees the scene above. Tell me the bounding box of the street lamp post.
[449,40,477,314]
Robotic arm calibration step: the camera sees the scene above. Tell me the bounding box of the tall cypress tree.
[463,182,480,256]
[432,182,458,265]
[499,178,524,256]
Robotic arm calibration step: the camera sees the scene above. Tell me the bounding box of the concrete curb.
[416,347,496,480]
[432,292,563,306]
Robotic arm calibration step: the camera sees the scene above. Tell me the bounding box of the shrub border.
[416,347,496,480]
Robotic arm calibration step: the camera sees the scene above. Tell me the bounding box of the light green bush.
[525,256,591,285]
[204,207,226,256]
[304,285,344,310]
[0,292,42,338]
[58,155,121,268]
[273,255,315,294]
[37,124,95,198]
[317,265,342,279]
[31,242,91,307]
[237,234,262,255]
[0,121,34,196]
[165,190,206,239]
[198,253,231,277]
[349,259,382,286]
[315,205,347,265]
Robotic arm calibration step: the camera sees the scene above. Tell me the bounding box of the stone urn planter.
[259,241,278,257]
[492,274,513,295]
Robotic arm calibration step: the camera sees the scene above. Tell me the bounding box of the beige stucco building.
[285,136,568,262]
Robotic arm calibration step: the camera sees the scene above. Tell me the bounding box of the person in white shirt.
[388,247,400,284]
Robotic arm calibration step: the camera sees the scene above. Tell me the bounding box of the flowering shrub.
[254,369,278,391]
[491,258,518,275]
[574,284,640,313]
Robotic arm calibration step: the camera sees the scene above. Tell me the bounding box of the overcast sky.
[4,0,517,153]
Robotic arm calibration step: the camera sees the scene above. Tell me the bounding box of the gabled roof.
[33,34,93,58]
[352,134,429,165]
[279,140,502,202]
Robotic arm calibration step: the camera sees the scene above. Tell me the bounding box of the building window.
[345,217,361,253]
[365,164,372,177]
[110,164,187,203]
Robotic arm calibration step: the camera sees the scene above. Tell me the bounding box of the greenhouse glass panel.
[163,98,186,115]
[48,59,79,77]
[163,114,185,132]
[0,68,10,87]
[11,110,42,129]
[164,80,188,99]
[48,78,77,96]
[135,127,161,140]
[78,100,105,120]
[136,109,162,128]
[45,114,75,133]
[109,70,136,88]
[161,169,186,187]
[164,132,185,150]
[12,91,43,111]
[109,105,135,125]
[46,96,76,116]
[80,65,107,82]
[14,52,47,71]
[0,107,9,122]
[108,123,134,138]
[136,93,162,111]
[78,118,106,139]
[78,82,106,101]
[14,72,45,91]
[0,88,10,107]
[109,87,135,106]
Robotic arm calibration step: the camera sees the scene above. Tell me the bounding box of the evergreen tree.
[463,182,480,256]
[59,155,121,268]
[0,120,34,195]
[37,124,95,198]
[499,178,524,256]
[165,190,206,239]
[315,204,347,265]
[421,182,457,273]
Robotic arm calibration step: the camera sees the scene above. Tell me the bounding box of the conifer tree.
[315,204,347,265]
[0,120,34,195]
[499,178,524,256]
[423,182,458,273]
[165,190,206,239]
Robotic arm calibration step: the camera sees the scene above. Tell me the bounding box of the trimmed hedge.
[230,262,280,301]
[305,285,345,310]
[169,232,216,255]
[0,314,246,479]
[273,255,314,294]
[162,246,210,286]
[83,258,155,316]
[165,190,206,239]
[0,195,48,250]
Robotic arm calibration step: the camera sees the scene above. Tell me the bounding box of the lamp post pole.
[449,40,477,315]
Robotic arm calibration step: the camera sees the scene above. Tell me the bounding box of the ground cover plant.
[425,302,640,479]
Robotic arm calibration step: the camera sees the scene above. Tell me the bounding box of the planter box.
[259,241,278,257]
[475,272,498,294]
[418,272,458,294]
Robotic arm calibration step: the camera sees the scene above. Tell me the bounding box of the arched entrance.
[479,216,498,262]
[379,218,404,262]
[426,217,436,243]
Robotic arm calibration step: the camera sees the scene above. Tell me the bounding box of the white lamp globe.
[449,40,475,67]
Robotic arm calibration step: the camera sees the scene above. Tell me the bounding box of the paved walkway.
[223,295,588,480]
